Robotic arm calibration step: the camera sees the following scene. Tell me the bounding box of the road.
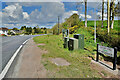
[0,35,42,73]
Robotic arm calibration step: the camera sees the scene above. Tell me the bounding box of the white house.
[10,30,22,35]
[10,30,16,35]
[0,27,9,36]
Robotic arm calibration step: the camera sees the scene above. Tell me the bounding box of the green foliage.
[26,27,32,34]
[12,27,19,30]
[69,25,79,34]
[96,28,120,50]
[62,22,68,29]
[33,27,40,34]
[65,13,79,27]
[115,2,120,16]
[52,13,82,35]
[20,26,26,30]
[52,23,63,35]
[47,29,53,35]
[87,20,119,31]
[41,27,47,34]
[33,34,115,78]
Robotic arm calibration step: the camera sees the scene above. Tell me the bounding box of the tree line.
[8,26,47,35]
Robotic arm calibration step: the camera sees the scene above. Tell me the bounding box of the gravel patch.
[50,58,70,66]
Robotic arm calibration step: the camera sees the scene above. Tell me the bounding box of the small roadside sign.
[96,44,117,70]
[98,45,114,57]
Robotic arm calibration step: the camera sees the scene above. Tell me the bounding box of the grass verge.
[33,30,118,78]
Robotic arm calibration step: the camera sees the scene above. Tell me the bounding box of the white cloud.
[2,3,24,24]
[72,11,78,14]
[62,11,79,22]
[23,12,29,20]
[79,14,91,19]
[3,1,117,28]
[29,2,65,23]
[61,10,91,22]
[2,2,65,27]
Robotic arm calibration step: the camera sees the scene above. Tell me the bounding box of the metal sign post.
[96,44,99,62]
[113,47,117,70]
[96,44,117,70]
[62,29,65,39]
[62,29,69,38]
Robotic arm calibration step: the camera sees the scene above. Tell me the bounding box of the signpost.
[62,29,69,38]
[96,44,117,70]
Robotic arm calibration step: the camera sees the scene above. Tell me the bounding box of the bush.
[96,28,120,50]
[79,26,120,51]
[69,25,79,34]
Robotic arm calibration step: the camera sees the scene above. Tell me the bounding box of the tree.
[33,26,41,34]
[62,22,68,29]
[65,13,79,27]
[111,0,115,29]
[115,2,120,16]
[12,27,19,30]
[107,0,110,34]
[26,27,32,34]
[110,1,113,25]
[20,26,26,30]
[33,27,37,33]
[85,0,87,27]
[102,0,104,28]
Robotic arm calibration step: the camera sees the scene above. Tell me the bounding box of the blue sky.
[0,1,118,29]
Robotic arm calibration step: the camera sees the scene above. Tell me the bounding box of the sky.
[0,0,119,29]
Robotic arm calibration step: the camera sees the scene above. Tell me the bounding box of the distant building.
[0,27,9,36]
[10,30,22,35]
[10,30,16,35]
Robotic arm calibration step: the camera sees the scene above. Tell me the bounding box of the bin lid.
[69,38,78,40]
[65,37,69,38]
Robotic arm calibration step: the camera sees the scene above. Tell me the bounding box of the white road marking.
[0,38,29,80]
[22,40,28,45]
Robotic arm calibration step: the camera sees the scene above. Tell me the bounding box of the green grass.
[34,35,99,78]
[86,20,119,31]
[33,28,116,78]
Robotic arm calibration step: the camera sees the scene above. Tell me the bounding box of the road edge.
[0,38,31,80]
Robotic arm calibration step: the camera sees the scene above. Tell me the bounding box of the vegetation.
[52,13,119,51]
[33,1,120,78]
[33,29,118,78]
[52,13,83,35]
[8,26,48,35]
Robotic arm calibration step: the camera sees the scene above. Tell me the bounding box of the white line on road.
[0,38,30,80]
[22,40,28,45]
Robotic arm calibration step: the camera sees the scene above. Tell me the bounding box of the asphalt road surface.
[0,35,42,73]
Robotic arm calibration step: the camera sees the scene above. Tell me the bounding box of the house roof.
[0,27,9,30]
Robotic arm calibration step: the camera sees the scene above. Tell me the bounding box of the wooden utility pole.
[85,0,87,27]
[94,12,96,43]
[58,16,60,35]
[107,0,110,34]
[102,0,104,28]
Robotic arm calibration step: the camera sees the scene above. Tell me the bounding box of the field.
[86,20,119,31]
